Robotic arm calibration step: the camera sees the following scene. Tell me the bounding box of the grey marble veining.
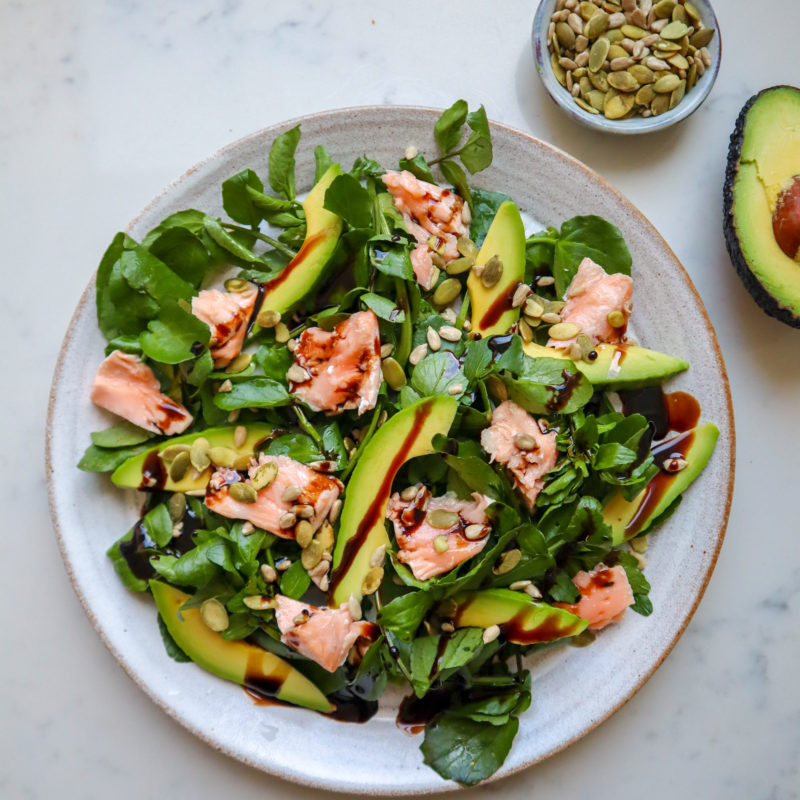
[2,0,800,798]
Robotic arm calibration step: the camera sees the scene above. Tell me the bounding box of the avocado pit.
[773,174,800,260]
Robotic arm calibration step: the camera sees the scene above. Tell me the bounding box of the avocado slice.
[603,422,719,545]
[724,85,800,327]
[150,580,333,712]
[111,423,273,492]
[467,201,526,336]
[329,396,458,606]
[259,164,344,314]
[523,341,688,389]
[446,589,587,644]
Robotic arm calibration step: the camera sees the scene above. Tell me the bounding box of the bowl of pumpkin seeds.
[533,0,720,133]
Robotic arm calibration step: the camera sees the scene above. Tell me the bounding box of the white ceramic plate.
[47,106,734,794]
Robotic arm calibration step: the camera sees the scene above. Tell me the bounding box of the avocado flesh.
[603,422,719,545]
[329,396,458,606]
[467,201,526,336]
[448,589,587,644]
[724,85,800,326]
[259,164,344,314]
[150,580,333,713]
[111,423,273,492]
[523,341,688,389]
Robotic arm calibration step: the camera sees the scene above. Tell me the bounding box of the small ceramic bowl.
[532,0,721,134]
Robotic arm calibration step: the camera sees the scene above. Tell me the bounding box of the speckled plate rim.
[46,105,735,794]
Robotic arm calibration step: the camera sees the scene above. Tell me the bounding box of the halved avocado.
[328,396,458,606]
[259,164,344,314]
[724,85,800,327]
[523,341,688,389]
[111,423,273,492]
[150,581,333,712]
[447,589,587,644]
[603,422,719,545]
[467,201,526,336]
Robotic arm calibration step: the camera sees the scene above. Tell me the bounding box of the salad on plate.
[78,101,718,786]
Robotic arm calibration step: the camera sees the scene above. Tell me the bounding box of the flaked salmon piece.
[205,454,343,539]
[547,258,633,348]
[274,595,378,673]
[555,564,634,630]
[191,287,257,367]
[480,400,557,510]
[382,170,468,290]
[290,310,381,416]
[387,485,492,581]
[90,350,192,436]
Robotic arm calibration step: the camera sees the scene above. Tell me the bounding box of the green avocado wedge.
[111,423,273,492]
[447,589,588,644]
[603,422,719,545]
[522,341,688,390]
[466,201,526,337]
[329,396,458,606]
[150,581,334,713]
[259,164,344,314]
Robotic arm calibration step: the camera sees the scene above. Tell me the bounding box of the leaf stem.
[394,279,413,367]
[456,292,471,330]
[339,399,382,482]
[222,222,298,259]
[524,235,558,246]
[293,406,324,451]
[478,379,491,414]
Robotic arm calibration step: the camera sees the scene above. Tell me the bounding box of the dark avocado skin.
[723,86,800,328]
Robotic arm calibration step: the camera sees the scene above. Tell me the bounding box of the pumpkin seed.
[433,277,462,307]
[224,278,251,293]
[315,521,335,552]
[541,311,562,325]
[433,535,450,553]
[606,28,624,43]
[629,64,655,84]
[256,308,281,329]
[572,66,588,78]
[653,72,681,93]
[524,298,544,318]
[480,255,503,287]
[653,0,675,18]
[588,37,610,72]
[578,1,599,21]
[190,437,211,472]
[660,20,688,40]
[209,446,238,467]
[168,451,190,482]
[620,24,647,39]
[457,236,478,260]
[301,540,323,571]
[225,352,251,374]
[669,79,686,109]
[690,27,714,48]
[556,20,577,49]
[200,598,229,632]
[588,69,610,90]
[168,492,186,522]
[588,89,607,111]
[604,92,635,118]
[361,566,384,596]
[575,96,600,114]
[493,548,522,575]
[584,10,609,38]
[250,461,277,492]
[428,509,460,529]
[650,93,670,115]
[549,321,582,340]
[228,481,257,503]
[607,310,626,328]
[655,39,680,54]
[686,61,698,90]
[381,357,407,391]
[635,84,656,104]
[671,4,688,24]
[608,71,638,91]
[274,322,291,343]
[514,433,539,451]
[445,256,474,275]
[579,75,593,97]
[518,318,534,343]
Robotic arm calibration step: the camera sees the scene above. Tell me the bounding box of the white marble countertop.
[3,0,799,797]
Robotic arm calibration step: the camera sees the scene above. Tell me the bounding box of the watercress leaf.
[410,635,440,698]
[323,173,372,229]
[77,441,151,473]
[267,434,320,462]
[142,210,208,245]
[470,189,512,248]
[157,613,191,662]
[222,168,265,227]
[139,300,211,364]
[460,106,493,174]
[439,159,472,209]
[321,421,348,466]
[593,442,637,470]
[184,348,214,387]
[437,628,483,671]
[398,153,436,183]
[617,552,653,616]
[398,383,422,409]
[552,215,632,298]
[411,351,465,398]
[220,612,259,641]
[444,453,506,501]
[147,226,213,288]
[120,244,195,304]
[268,125,301,200]
[142,503,173,548]
[547,569,581,603]
[106,531,149,592]
[314,145,333,183]
[254,341,294,381]
[203,217,265,265]
[91,421,154,448]
[360,292,406,322]
[151,542,220,589]
[421,713,518,786]
[377,592,434,641]
[503,358,593,415]
[349,155,384,179]
[280,559,312,599]
[434,99,468,154]
[369,238,415,280]
[212,378,291,410]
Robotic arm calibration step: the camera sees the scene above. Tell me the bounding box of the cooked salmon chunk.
[191,286,257,367]
[547,258,633,348]
[205,454,343,539]
[480,400,557,510]
[555,564,634,630]
[274,595,378,672]
[387,485,492,581]
[290,310,381,415]
[382,170,468,290]
[90,350,192,436]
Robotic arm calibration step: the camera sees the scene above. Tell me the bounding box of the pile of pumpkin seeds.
[546,0,715,120]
